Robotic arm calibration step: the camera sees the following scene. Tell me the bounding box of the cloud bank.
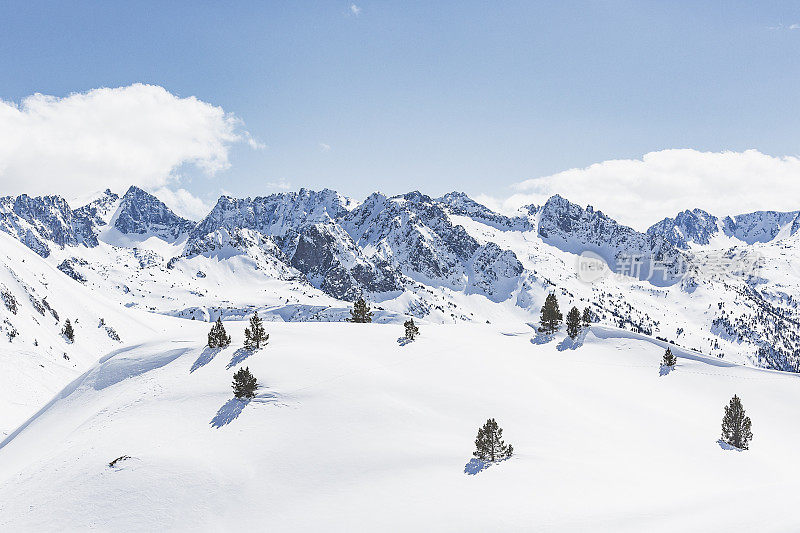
[480,149,800,231]
[0,84,258,218]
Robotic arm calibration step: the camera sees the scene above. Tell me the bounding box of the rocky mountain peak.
[112,186,194,240]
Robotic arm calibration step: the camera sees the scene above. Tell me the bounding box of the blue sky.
[1,1,800,226]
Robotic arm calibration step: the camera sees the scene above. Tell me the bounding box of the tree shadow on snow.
[210,398,249,428]
[190,347,221,373]
[557,333,587,351]
[226,347,258,370]
[531,332,554,345]
[464,458,491,475]
[464,457,510,475]
[659,364,675,377]
[210,392,286,428]
[717,439,744,452]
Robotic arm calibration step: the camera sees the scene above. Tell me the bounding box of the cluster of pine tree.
[540,292,592,339]
[404,318,419,340]
[207,317,231,348]
[349,297,373,323]
[206,314,267,401]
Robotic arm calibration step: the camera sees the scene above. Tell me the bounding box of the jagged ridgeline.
[3,186,800,371]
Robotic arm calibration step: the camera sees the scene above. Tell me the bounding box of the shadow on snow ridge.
[190,347,221,373]
[226,346,262,370]
[210,392,283,428]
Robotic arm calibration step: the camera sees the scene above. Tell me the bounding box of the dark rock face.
[183,188,525,301]
[0,194,101,257]
[722,210,800,244]
[286,223,402,300]
[537,195,686,284]
[113,186,194,240]
[647,209,719,249]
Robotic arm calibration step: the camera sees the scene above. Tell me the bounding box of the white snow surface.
[1,320,799,531]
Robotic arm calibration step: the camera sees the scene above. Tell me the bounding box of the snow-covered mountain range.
[2,184,800,374]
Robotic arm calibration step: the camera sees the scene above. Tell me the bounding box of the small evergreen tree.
[538,293,562,334]
[721,395,753,450]
[662,347,677,367]
[349,297,373,323]
[473,418,513,462]
[582,307,592,328]
[566,306,581,339]
[62,319,74,343]
[207,317,231,348]
[244,312,268,350]
[404,318,420,340]
[232,367,258,399]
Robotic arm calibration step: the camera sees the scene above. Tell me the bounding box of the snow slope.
[0,231,183,437]
[1,321,798,531]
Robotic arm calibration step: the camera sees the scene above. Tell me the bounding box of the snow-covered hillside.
[0,231,183,437]
[1,321,798,531]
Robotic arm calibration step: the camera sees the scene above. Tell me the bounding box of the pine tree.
[207,317,231,348]
[582,307,592,328]
[473,418,514,462]
[232,367,258,399]
[662,347,677,367]
[349,297,373,323]
[538,293,563,334]
[404,318,420,340]
[244,312,268,350]
[566,306,581,339]
[62,319,74,343]
[721,395,753,450]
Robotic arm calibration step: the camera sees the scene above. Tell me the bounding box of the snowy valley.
[1,186,800,530]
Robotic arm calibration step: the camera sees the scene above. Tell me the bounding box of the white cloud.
[0,84,259,201]
[319,142,331,152]
[265,179,292,191]
[768,23,800,30]
[151,187,212,221]
[350,4,361,16]
[484,149,800,231]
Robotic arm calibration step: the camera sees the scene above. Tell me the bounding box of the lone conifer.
[244,312,268,350]
[404,318,419,340]
[473,418,513,462]
[662,347,677,367]
[207,317,232,348]
[62,319,74,343]
[721,395,753,450]
[349,297,373,323]
[582,307,592,329]
[566,306,581,339]
[232,367,258,399]
[539,293,562,334]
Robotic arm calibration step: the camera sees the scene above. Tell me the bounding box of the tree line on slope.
[539,291,592,339]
